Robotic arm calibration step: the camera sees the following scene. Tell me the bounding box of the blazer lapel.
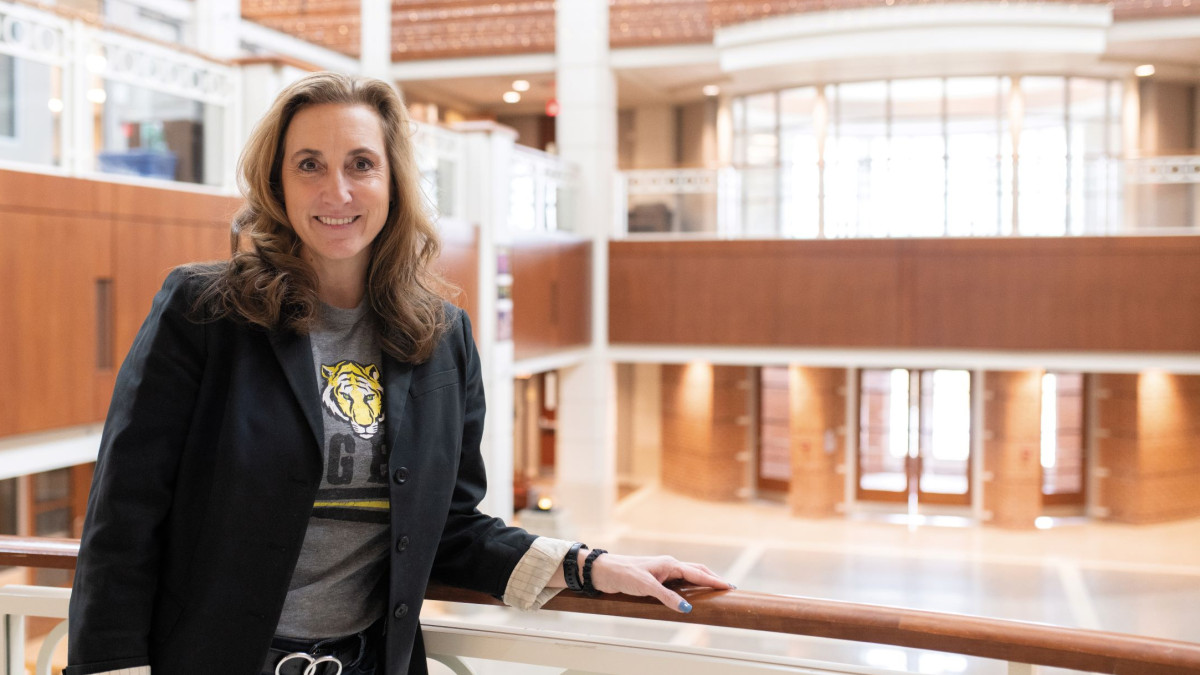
[268,330,324,449]
[383,353,414,458]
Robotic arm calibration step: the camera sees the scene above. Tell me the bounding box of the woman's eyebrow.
[289,148,322,160]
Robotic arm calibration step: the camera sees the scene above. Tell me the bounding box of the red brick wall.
[1096,373,1200,523]
[983,371,1043,529]
[661,364,749,501]
[788,367,845,517]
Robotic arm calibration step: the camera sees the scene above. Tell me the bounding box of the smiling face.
[280,103,392,291]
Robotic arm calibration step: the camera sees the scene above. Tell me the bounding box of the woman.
[65,72,729,675]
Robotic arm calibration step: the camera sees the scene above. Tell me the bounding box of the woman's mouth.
[316,215,358,226]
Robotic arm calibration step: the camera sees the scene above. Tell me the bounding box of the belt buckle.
[275,651,343,675]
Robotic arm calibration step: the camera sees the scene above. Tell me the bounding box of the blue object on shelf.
[97,149,177,180]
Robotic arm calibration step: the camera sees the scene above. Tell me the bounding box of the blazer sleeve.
[66,268,207,675]
[429,308,537,596]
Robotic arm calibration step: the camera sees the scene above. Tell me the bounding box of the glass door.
[858,369,972,506]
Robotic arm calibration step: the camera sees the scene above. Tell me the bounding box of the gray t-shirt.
[275,301,389,639]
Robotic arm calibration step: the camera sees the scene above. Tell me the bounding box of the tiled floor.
[427,486,1200,674]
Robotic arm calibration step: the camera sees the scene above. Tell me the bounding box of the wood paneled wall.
[1,170,481,439]
[436,218,480,332]
[0,170,236,438]
[982,370,1044,529]
[512,235,591,361]
[1095,373,1200,523]
[610,237,1200,352]
[660,364,750,501]
[787,366,845,518]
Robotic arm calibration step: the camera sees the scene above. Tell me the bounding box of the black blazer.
[65,267,535,675]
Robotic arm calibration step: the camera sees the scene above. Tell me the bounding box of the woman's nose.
[323,170,352,203]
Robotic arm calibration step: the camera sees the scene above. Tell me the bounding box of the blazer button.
[393,467,409,484]
[394,603,409,619]
[396,535,410,552]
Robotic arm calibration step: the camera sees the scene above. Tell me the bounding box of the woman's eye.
[299,159,318,171]
[353,158,374,171]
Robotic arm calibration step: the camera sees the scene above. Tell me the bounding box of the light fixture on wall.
[702,84,720,97]
[503,91,521,103]
[47,98,64,114]
[1135,64,1156,77]
[512,79,530,92]
[87,88,107,104]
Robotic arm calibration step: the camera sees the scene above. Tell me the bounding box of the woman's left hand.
[586,553,734,613]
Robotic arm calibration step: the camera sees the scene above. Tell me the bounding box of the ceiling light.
[702,84,720,97]
[503,91,521,104]
[47,98,64,113]
[1135,64,1155,77]
[512,79,530,92]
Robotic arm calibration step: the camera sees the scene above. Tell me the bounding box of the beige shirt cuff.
[502,536,573,611]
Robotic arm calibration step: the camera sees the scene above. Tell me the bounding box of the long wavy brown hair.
[195,71,448,363]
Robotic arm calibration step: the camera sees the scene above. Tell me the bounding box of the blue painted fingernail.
[678,600,693,613]
[730,584,738,590]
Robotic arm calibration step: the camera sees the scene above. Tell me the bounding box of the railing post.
[613,172,628,237]
[4,613,25,675]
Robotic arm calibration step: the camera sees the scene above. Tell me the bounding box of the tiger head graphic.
[321,360,385,439]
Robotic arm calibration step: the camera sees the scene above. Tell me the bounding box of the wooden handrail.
[0,535,79,570]
[4,536,1200,674]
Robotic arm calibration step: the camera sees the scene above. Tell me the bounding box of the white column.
[458,121,519,521]
[194,0,241,59]
[360,0,392,81]
[554,0,618,534]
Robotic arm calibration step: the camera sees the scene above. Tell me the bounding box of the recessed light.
[512,79,530,92]
[503,91,521,104]
[702,84,720,97]
[1135,64,1155,77]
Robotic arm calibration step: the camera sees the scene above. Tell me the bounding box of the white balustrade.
[621,158,1200,239]
[0,0,236,189]
[509,145,577,233]
[0,584,905,675]
[1126,156,1200,184]
[414,122,470,220]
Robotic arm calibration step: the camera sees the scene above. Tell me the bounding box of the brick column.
[1096,373,1200,523]
[982,370,1043,529]
[661,364,749,501]
[788,366,844,517]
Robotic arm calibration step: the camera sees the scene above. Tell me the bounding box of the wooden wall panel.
[513,235,591,361]
[0,214,112,436]
[610,237,1200,352]
[434,218,480,330]
[610,240,902,346]
[982,370,1043,529]
[2,170,483,440]
[910,238,1200,351]
[0,170,239,439]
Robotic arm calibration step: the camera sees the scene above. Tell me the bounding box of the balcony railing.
[3,535,1199,675]
[619,158,1200,240]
